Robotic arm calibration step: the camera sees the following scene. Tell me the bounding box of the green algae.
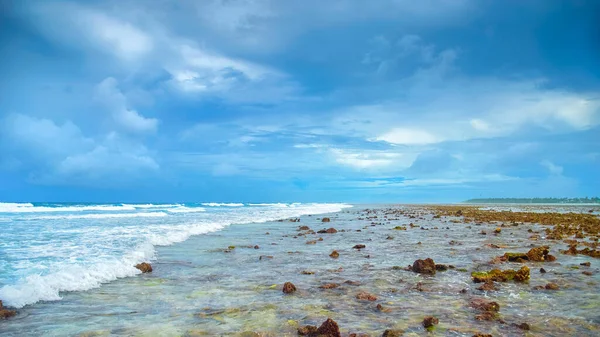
[471,266,530,283]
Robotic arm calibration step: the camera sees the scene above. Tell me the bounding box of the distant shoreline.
[464,198,600,204]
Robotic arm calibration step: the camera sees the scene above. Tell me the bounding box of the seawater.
[1,204,598,336]
[0,202,350,309]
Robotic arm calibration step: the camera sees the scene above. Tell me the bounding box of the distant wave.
[201,202,245,207]
[248,203,289,207]
[123,204,182,209]
[29,212,168,220]
[166,207,206,213]
[0,202,137,213]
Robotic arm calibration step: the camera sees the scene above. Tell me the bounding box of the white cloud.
[330,148,418,169]
[540,160,563,176]
[75,7,154,61]
[95,77,159,133]
[30,2,153,61]
[374,128,439,145]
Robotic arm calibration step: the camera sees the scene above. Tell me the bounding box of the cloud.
[1,113,94,158]
[540,160,564,176]
[1,113,158,186]
[95,77,159,133]
[56,137,159,183]
[374,128,439,145]
[29,1,153,61]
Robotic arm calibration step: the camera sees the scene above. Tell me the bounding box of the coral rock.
[319,283,339,289]
[283,282,297,294]
[515,323,530,330]
[135,262,153,273]
[353,244,366,249]
[422,316,439,329]
[356,291,378,301]
[298,226,310,231]
[412,258,436,275]
[545,283,559,290]
[329,250,340,258]
[435,264,449,271]
[475,311,497,321]
[470,298,500,312]
[0,300,16,319]
[298,325,318,335]
[322,217,331,222]
[382,329,403,337]
[477,281,498,291]
[318,228,338,234]
[316,318,340,337]
[472,334,493,337]
[471,266,529,283]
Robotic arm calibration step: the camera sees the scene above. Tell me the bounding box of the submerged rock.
[318,228,338,234]
[412,258,436,275]
[322,217,331,223]
[135,262,153,273]
[422,316,439,329]
[435,264,449,271]
[283,282,297,294]
[299,318,340,337]
[382,329,403,337]
[515,322,531,330]
[353,244,366,250]
[298,325,318,335]
[329,250,340,258]
[477,281,498,291]
[319,283,339,289]
[470,298,500,312]
[0,300,16,319]
[356,291,377,301]
[472,334,492,337]
[298,226,310,231]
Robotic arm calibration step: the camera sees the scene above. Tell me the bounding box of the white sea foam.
[0,202,137,213]
[27,212,168,220]
[166,207,206,213]
[248,203,289,207]
[124,204,182,209]
[0,202,351,308]
[201,202,245,207]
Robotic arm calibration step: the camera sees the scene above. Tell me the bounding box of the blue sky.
[1,0,599,203]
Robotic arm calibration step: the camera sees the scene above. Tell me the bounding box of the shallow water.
[1,204,599,336]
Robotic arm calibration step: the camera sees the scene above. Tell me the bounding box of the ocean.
[1,203,598,336]
[0,202,350,309]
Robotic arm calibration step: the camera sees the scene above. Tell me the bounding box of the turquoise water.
[1,204,599,336]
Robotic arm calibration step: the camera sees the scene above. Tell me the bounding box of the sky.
[0,0,599,203]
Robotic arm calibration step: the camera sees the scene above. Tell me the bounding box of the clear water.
[1,204,599,336]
